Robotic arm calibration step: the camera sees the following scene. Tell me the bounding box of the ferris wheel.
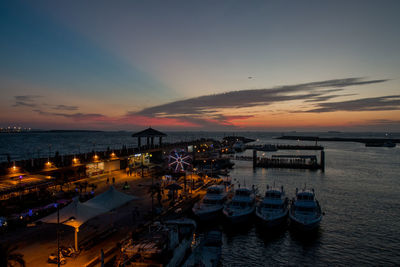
[168,149,192,172]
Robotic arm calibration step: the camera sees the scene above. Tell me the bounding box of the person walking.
[112,177,115,184]
[106,177,109,184]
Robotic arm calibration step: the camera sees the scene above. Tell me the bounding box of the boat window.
[296,206,315,212]
[262,203,282,209]
[297,194,314,201]
[236,190,250,196]
[266,192,281,198]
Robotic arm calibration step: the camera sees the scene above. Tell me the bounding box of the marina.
[0,131,399,266]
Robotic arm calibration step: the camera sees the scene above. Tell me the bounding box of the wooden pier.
[256,153,325,171]
[245,144,324,151]
[235,146,325,171]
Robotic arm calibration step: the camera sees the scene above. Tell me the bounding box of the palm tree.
[0,243,26,267]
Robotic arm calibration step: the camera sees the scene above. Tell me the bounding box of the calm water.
[1,131,400,265]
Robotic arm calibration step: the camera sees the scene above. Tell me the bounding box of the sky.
[0,0,399,131]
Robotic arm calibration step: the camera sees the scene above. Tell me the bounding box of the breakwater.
[277,135,400,144]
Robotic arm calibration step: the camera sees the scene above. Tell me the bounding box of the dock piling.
[253,149,257,168]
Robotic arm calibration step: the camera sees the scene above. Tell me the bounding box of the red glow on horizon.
[121,115,200,127]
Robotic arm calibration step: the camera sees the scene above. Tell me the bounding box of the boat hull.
[193,207,222,222]
[289,214,321,231]
[255,210,288,228]
[223,208,254,224]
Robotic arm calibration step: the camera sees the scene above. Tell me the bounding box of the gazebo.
[132,127,167,148]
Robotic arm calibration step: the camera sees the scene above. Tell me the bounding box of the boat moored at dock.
[289,188,322,231]
[120,218,196,266]
[256,185,288,227]
[223,187,255,224]
[183,230,222,267]
[192,185,228,221]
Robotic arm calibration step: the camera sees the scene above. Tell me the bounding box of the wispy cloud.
[367,119,400,125]
[14,78,396,129]
[13,95,42,107]
[51,104,79,111]
[305,95,400,113]
[136,78,388,116]
[33,109,106,121]
[13,95,79,111]
[131,77,389,127]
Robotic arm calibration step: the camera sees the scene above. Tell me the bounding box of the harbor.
[0,131,400,266]
[0,128,327,266]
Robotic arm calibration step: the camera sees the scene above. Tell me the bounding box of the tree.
[0,243,26,267]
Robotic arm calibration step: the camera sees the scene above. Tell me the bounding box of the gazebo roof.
[132,127,167,137]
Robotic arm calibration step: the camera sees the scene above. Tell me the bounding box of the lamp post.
[56,202,75,267]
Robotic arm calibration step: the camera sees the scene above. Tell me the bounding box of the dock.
[245,144,324,151]
[235,146,325,171]
[277,135,400,145]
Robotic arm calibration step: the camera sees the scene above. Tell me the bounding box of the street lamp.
[56,201,75,267]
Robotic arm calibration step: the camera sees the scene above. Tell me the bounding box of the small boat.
[255,185,288,227]
[289,188,322,231]
[223,187,255,224]
[120,218,196,266]
[183,230,222,267]
[192,185,227,221]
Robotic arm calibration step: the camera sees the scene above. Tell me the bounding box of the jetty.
[277,135,400,145]
[246,144,324,151]
[234,146,325,171]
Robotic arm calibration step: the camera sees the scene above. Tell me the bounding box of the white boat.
[183,230,222,267]
[289,188,322,231]
[192,185,227,221]
[223,187,255,223]
[256,185,288,227]
[120,218,196,266]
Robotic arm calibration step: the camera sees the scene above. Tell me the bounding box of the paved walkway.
[4,170,210,267]
[3,170,155,267]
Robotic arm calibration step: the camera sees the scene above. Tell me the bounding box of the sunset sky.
[1,0,399,131]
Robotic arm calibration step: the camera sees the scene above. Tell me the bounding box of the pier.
[246,144,324,151]
[256,152,325,171]
[234,144,325,171]
[277,135,400,145]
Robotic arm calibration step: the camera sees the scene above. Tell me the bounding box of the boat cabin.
[296,190,315,201]
[235,188,252,196]
[231,200,253,207]
[297,193,314,201]
[265,190,282,199]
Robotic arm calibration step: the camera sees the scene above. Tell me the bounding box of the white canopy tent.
[85,186,137,211]
[40,186,137,251]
